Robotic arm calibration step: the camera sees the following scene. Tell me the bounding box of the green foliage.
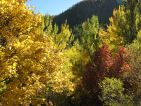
[74,16,101,58]
[124,0,141,43]
[43,16,74,51]
[43,14,58,35]
[100,3,141,51]
[99,6,125,50]
[55,22,74,50]
[126,39,141,105]
[99,77,132,106]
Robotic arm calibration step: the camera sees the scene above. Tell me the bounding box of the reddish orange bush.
[82,44,131,93]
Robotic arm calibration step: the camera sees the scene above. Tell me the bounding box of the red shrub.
[82,44,131,93]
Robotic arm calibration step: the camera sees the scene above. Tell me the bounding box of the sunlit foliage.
[0,0,74,105]
[99,1,141,50]
[99,6,125,50]
[1,0,141,105]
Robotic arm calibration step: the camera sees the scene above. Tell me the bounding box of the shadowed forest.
[0,0,141,106]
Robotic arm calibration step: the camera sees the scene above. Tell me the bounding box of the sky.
[27,0,82,16]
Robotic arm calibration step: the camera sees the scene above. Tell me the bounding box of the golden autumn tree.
[0,0,74,105]
[54,22,73,50]
[99,6,125,51]
[99,2,141,51]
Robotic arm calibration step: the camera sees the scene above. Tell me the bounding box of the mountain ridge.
[53,0,120,28]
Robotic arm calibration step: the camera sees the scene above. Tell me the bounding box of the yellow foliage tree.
[99,4,141,51]
[0,0,74,105]
[55,22,73,50]
[99,6,125,51]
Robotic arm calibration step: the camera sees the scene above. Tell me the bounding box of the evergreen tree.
[74,16,101,59]
[124,0,141,43]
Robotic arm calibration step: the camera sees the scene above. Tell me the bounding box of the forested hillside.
[0,0,141,106]
[53,0,119,28]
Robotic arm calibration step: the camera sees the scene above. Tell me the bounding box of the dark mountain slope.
[53,0,120,28]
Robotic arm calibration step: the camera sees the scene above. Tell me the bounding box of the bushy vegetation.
[0,0,141,105]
